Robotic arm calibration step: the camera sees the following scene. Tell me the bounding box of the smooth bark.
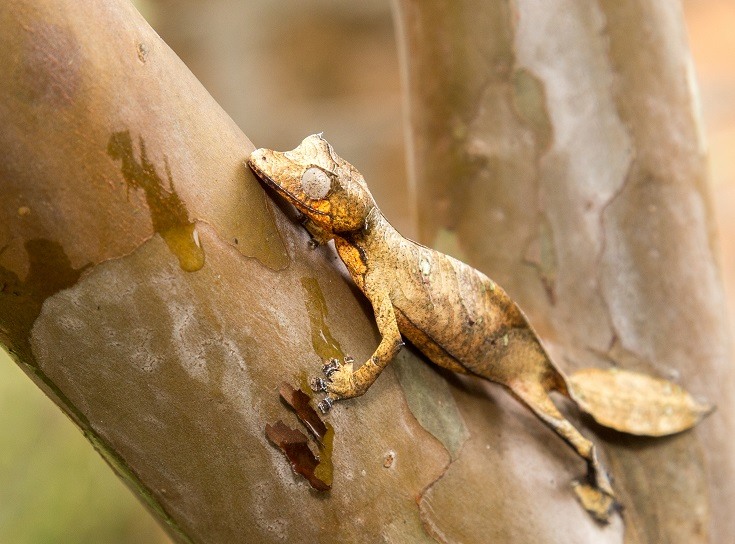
[2,0,732,542]
[0,1,448,542]
[394,1,734,542]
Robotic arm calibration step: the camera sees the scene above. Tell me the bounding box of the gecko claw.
[317,397,334,414]
[323,358,341,376]
[343,355,354,364]
[310,376,327,392]
[307,238,320,250]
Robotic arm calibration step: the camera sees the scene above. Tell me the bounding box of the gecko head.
[248,134,375,235]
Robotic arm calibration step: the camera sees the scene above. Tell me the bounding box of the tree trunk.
[394,0,734,542]
[0,1,448,542]
[2,0,732,543]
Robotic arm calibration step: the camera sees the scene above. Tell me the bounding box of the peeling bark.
[394,0,733,542]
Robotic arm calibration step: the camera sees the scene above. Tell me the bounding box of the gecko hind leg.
[507,380,618,522]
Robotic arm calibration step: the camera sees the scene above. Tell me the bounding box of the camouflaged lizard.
[247,134,711,522]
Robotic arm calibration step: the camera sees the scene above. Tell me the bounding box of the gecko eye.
[301,167,331,200]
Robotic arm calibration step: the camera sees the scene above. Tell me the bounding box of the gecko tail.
[567,367,714,437]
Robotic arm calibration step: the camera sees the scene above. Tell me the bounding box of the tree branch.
[0,1,450,542]
[394,0,734,542]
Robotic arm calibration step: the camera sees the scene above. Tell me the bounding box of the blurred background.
[0,1,732,542]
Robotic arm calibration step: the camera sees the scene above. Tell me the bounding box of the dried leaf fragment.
[279,382,327,441]
[569,368,713,436]
[265,382,334,490]
[280,382,334,487]
[265,421,330,492]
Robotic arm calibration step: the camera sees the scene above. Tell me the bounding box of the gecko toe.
[317,397,334,414]
[310,376,327,392]
[322,358,341,376]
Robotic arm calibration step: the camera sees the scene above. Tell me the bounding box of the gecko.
[247,134,711,522]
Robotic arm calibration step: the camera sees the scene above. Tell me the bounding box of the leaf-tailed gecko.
[247,134,711,522]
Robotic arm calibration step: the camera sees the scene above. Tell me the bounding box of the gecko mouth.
[247,156,329,218]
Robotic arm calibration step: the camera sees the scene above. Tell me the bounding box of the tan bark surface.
[394,0,734,542]
[2,0,732,542]
[0,1,447,542]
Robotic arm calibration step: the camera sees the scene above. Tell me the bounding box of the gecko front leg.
[301,216,332,249]
[313,285,403,413]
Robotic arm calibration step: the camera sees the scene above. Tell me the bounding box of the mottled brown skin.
[247,134,614,520]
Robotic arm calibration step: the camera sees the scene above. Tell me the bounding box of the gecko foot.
[322,358,341,376]
[572,460,619,523]
[314,356,360,409]
[320,356,359,400]
[322,356,355,379]
[572,481,618,523]
[310,376,327,392]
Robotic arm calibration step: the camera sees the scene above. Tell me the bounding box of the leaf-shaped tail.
[568,368,714,436]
